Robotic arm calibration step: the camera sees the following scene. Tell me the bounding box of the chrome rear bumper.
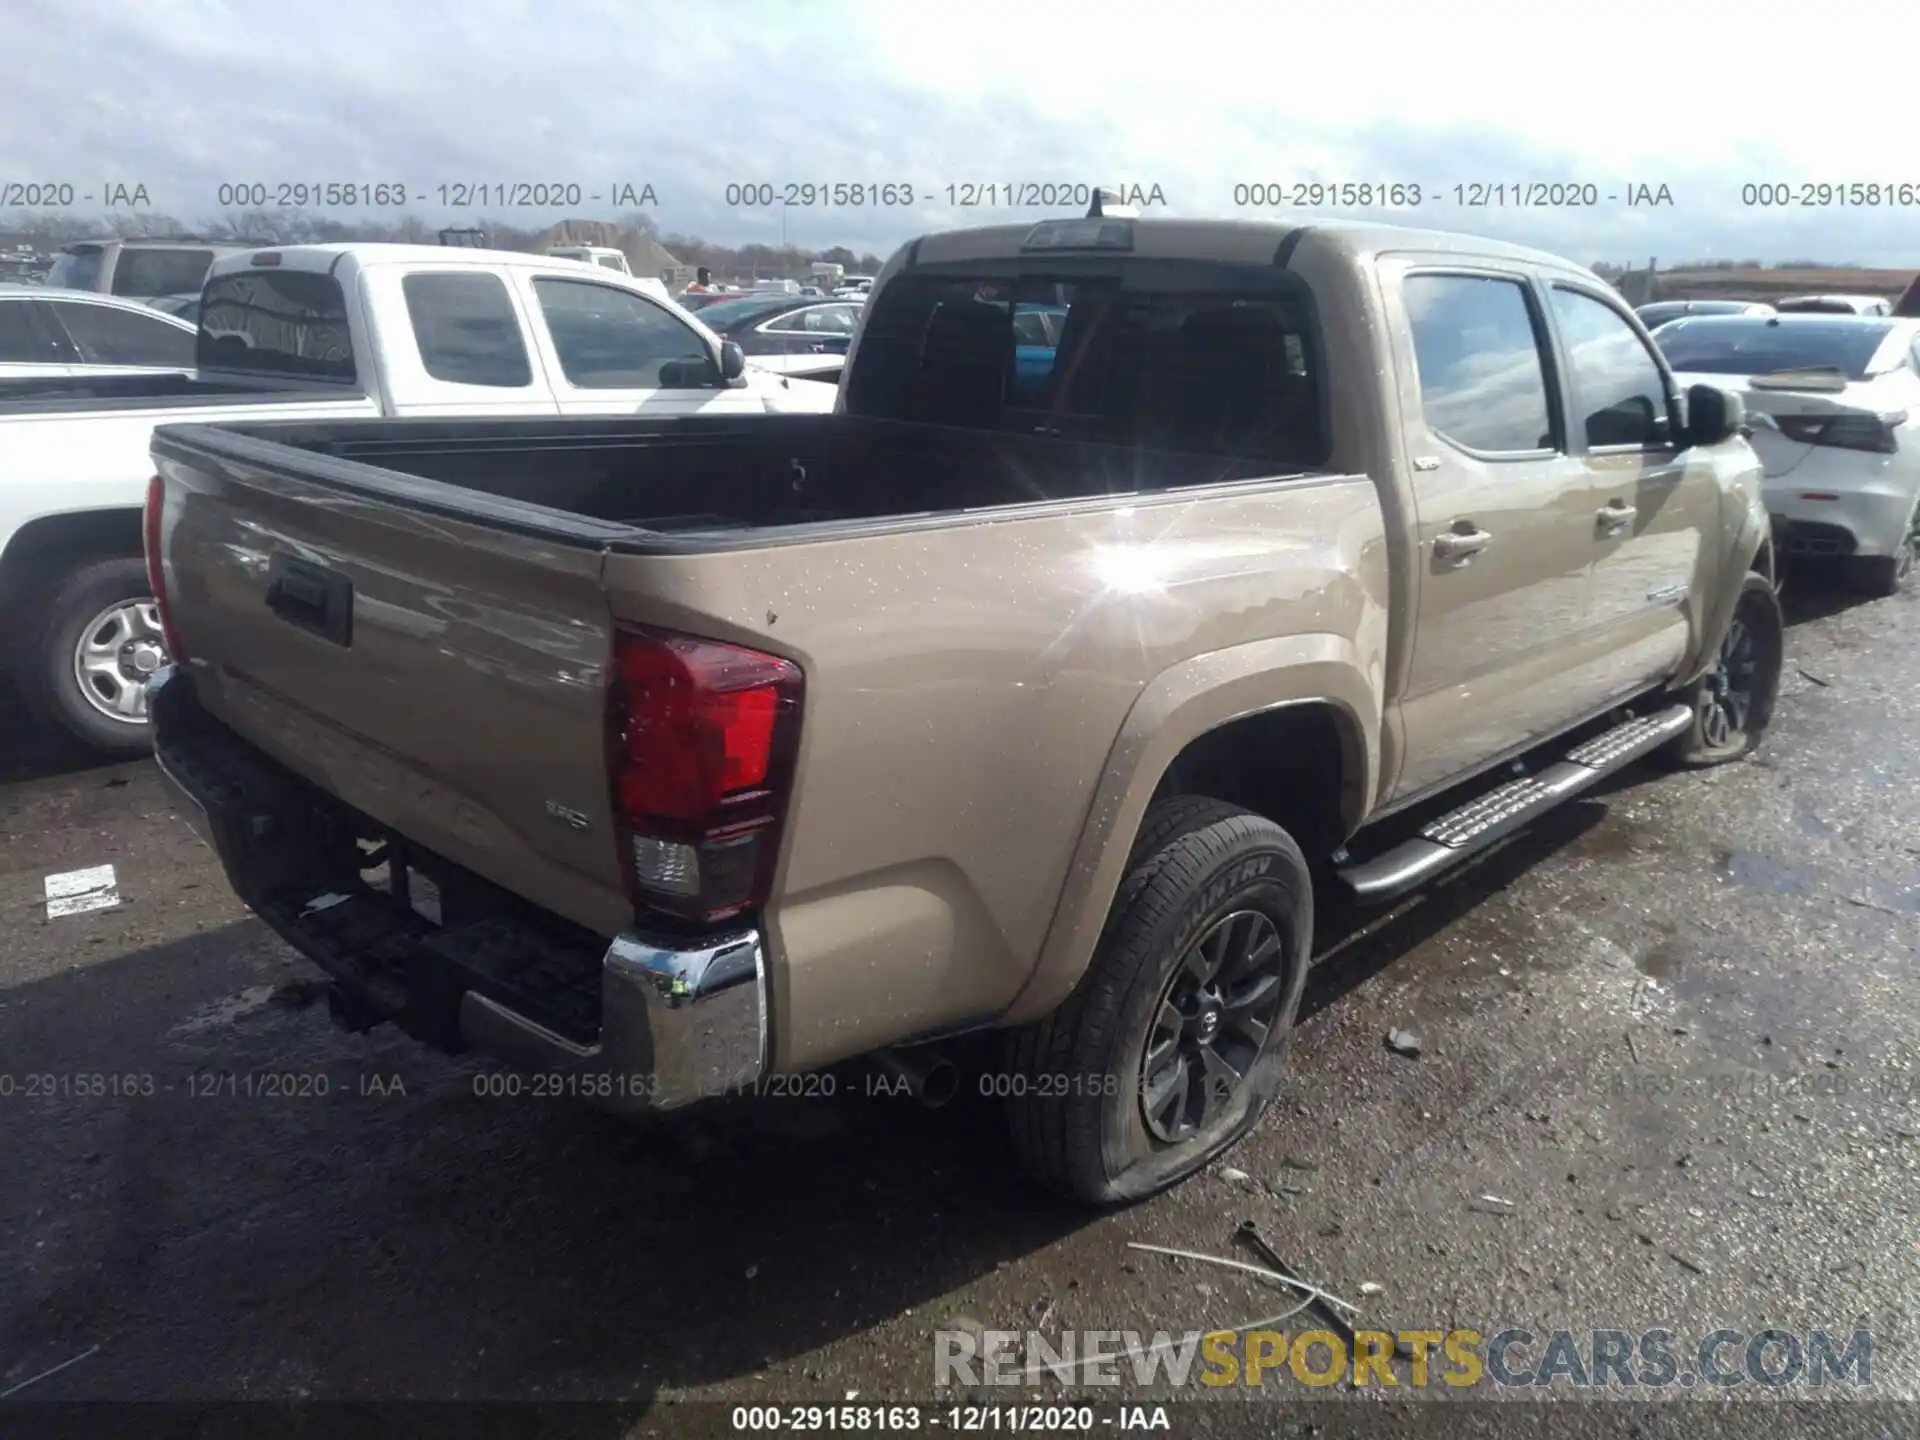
[459,930,767,1111]
[151,664,768,1114]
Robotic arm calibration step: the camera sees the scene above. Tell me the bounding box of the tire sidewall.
[28,558,157,758]
[1094,826,1311,1202]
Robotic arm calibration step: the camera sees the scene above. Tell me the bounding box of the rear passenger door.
[1381,263,1604,802]
[1544,283,1717,696]
[519,274,768,417]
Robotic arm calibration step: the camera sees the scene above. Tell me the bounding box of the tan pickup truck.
[146,211,1783,1204]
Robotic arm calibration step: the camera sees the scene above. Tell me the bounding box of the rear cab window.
[844,262,1327,466]
[110,248,217,298]
[198,268,359,385]
[46,245,105,291]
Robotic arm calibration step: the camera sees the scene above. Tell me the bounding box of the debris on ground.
[1797,669,1832,688]
[43,865,119,919]
[1669,1250,1709,1276]
[1357,1281,1385,1297]
[1218,1166,1260,1192]
[1128,1240,1359,1315]
[1385,1028,1423,1057]
[0,1343,100,1400]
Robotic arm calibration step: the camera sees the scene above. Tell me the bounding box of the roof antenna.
[1086,186,1140,220]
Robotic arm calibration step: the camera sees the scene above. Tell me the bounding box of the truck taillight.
[143,474,189,662]
[608,628,803,926]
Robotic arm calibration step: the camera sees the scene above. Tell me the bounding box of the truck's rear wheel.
[20,557,164,760]
[1662,572,1783,768]
[1004,797,1310,1205]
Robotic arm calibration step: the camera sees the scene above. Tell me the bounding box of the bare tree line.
[0,208,889,281]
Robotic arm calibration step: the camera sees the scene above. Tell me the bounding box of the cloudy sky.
[4,0,1913,267]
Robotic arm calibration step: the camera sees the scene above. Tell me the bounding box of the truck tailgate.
[154,431,633,937]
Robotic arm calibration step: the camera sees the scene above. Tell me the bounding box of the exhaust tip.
[918,1058,960,1109]
[874,1046,962,1108]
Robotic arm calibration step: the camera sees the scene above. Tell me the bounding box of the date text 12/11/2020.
[209,181,662,209]
[1230,181,1676,208]
[720,182,1170,209]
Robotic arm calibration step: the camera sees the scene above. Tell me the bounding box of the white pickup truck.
[0,242,837,757]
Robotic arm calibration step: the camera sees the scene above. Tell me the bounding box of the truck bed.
[157,413,1302,547]
[151,407,1386,1070]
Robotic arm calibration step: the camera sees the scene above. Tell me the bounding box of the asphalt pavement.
[2,580,1917,1438]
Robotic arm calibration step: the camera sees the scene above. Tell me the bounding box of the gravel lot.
[2,581,1916,1437]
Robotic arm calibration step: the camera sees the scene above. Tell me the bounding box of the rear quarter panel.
[603,476,1389,1070]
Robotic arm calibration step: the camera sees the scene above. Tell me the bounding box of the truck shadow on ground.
[0,920,1076,1414]
[0,695,109,786]
[0,785,1624,1417]
[1302,796,1608,1024]
[1777,569,1894,627]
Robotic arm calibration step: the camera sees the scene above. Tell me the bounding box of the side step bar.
[1336,704,1694,903]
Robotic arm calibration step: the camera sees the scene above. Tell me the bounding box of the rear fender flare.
[1685,483,1774,685]
[1001,633,1379,1026]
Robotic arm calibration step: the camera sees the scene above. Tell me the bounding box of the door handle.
[1433,525,1493,561]
[1596,500,1638,534]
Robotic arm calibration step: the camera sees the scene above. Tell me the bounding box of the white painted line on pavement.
[44,864,120,919]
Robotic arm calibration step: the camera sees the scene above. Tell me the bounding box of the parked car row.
[0,284,197,377]
[687,292,865,379]
[1647,311,1920,593]
[0,243,839,755]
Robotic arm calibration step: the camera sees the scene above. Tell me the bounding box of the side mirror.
[1684,383,1744,447]
[719,340,745,381]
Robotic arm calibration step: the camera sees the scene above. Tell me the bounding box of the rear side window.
[199,270,357,384]
[845,267,1325,464]
[532,278,716,389]
[46,246,104,290]
[1403,274,1555,454]
[800,304,859,335]
[110,248,216,298]
[0,301,45,362]
[48,301,195,367]
[401,272,532,387]
[1550,287,1672,447]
